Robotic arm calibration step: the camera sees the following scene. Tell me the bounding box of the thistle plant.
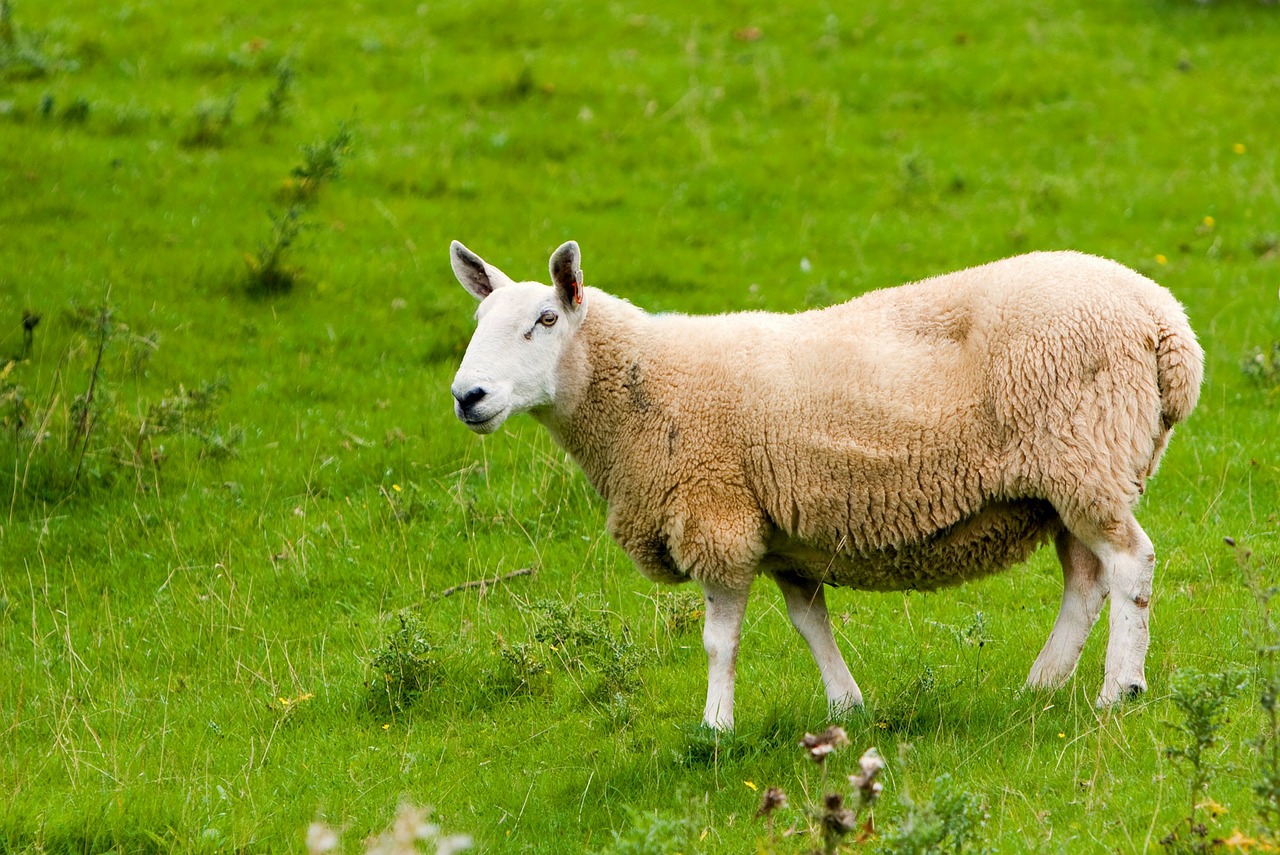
[758,728,883,854]
[257,60,295,126]
[182,90,237,147]
[244,204,308,294]
[1230,537,1280,837]
[1241,341,1280,389]
[306,803,471,855]
[244,120,355,293]
[288,119,354,200]
[367,611,438,714]
[877,772,991,855]
[1161,667,1244,853]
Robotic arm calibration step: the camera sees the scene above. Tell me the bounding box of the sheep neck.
[531,291,649,502]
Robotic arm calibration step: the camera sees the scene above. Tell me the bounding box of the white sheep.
[447,240,1203,729]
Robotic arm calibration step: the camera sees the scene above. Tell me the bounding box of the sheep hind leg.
[1090,517,1156,706]
[772,573,863,714]
[1026,529,1108,690]
[701,579,751,730]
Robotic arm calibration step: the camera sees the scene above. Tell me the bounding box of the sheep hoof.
[1095,680,1147,708]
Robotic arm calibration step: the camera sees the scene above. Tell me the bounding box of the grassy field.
[2,0,1279,851]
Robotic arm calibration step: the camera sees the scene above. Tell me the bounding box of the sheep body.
[449,243,1203,726]
[542,251,1199,595]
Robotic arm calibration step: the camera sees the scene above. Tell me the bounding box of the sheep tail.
[1146,300,1204,476]
[1154,309,1204,431]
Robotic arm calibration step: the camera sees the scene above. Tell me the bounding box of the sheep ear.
[549,240,584,309]
[451,240,513,301]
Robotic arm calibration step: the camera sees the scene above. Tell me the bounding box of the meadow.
[1,0,1279,851]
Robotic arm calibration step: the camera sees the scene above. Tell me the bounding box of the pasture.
[1,0,1278,851]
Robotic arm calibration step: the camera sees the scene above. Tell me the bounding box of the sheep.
[447,239,1204,730]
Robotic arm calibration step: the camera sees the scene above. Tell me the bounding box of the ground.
[1,0,1279,851]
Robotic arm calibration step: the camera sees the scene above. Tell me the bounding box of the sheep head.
[449,240,587,434]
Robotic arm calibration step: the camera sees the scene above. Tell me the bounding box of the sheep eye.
[538,309,559,327]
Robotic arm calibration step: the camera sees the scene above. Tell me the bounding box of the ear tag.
[574,274,584,305]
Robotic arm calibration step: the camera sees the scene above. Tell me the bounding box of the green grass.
[2,0,1279,851]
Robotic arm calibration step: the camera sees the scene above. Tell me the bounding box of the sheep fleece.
[538,251,1203,593]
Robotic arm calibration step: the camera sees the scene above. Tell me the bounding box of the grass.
[1,0,1279,851]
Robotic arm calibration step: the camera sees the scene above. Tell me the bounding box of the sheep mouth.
[458,409,506,434]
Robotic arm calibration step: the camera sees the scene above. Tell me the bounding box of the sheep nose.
[453,385,487,411]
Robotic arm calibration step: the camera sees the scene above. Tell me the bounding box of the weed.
[367,610,438,714]
[133,379,241,461]
[928,610,992,684]
[244,204,308,294]
[526,596,644,695]
[1230,538,1280,837]
[0,0,52,80]
[182,91,237,148]
[656,588,703,636]
[488,638,549,699]
[68,301,112,483]
[1241,341,1280,389]
[595,806,695,855]
[4,304,237,502]
[529,596,608,649]
[287,119,354,201]
[754,730,883,853]
[257,60,295,127]
[877,772,992,855]
[307,802,471,854]
[875,665,952,735]
[1161,668,1245,852]
[60,95,88,123]
[245,120,354,293]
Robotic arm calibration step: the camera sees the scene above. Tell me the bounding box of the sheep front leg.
[773,573,863,713]
[701,580,750,730]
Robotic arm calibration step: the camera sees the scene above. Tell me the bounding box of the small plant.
[656,589,703,636]
[875,665,952,735]
[113,377,237,478]
[60,95,88,123]
[526,596,644,696]
[1230,537,1280,839]
[67,301,113,484]
[257,59,295,126]
[286,119,354,201]
[928,610,992,684]
[877,772,991,855]
[367,610,438,714]
[243,120,355,294]
[307,802,471,855]
[595,805,696,855]
[1242,341,1280,389]
[182,90,237,147]
[754,729,883,853]
[1160,667,1245,853]
[488,638,549,698]
[244,203,307,294]
[0,0,53,80]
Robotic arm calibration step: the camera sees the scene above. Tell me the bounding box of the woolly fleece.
[533,251,1203,594]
